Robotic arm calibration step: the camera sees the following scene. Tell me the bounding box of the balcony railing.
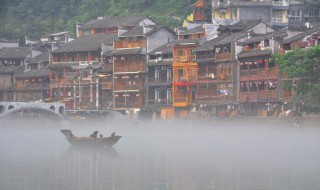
[17,83,50,90]
[101,82,112,89]
[197,95,233,103]
[146,99,172,106]
[173,55,195,62]
[195,54,214,61]
[147,78,172,83]
[271,0,289,6]
[114,65,145,73]
[114,82,141,91]
[114,101,143,109]
[240,90,278,102]
[240,67,278,77]
[215,53,232,62]
[239,92,258,102]
[173,76,197,83]
[174,96,188,103]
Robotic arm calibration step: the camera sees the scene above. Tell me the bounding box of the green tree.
[273,45,320,113]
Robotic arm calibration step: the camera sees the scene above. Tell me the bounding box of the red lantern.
[259,60,263,64]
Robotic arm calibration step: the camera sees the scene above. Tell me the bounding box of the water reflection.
[60,147,120,190]
[0,120,320,190]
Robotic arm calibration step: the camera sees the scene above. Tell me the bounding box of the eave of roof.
[111,47,142,55]
[52,34,117,53]
[237,49,272,58]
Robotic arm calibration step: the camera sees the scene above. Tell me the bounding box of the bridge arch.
[0,106,65,120]
[8,105,14,110]
[50,105,55,111]
[59,106,65,115]
[0,105,4,114]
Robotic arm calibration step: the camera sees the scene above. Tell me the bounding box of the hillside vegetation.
[0,0,194,40]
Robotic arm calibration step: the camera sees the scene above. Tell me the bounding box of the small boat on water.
[60,130,121,147]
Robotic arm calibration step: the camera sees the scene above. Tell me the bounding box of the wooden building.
[111,24,176,117]
[170,26,205,118]
[48,34,117,110]
[237,31,287,116]
[146,44,174,120]
[15,52,50,102]
[77,16,156,37]
[0,47,33,101]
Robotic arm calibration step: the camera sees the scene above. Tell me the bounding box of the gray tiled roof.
[237,49,272,58]
[179,26,205,35]
[193,37,222,52]
[148,44,173,55]
[242,31,287,45]
[282,27,320,43]
[28,51,50,64]
[215,32,248,46]
[169,39,200,46]
[52,34,118,53]
[218,20,266,33]
[0,47,31,59]
[111,47,142,55]
[79,16,152,30]
[120,25,166,37]
[0,66,22,74]
[47,62,79,69]
[15,69,49,79]
[146,61,172,66]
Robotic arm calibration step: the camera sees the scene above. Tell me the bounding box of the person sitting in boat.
[111,132,115,137]
[99,134,103,138]
[90,131,99,138]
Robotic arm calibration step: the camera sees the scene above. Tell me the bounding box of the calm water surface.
[0,119,320,190]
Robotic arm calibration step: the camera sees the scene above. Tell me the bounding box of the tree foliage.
[273,45,320,113]
[0,0,193,40]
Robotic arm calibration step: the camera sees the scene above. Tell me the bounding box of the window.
[264,39,270,48]
[306,10,319,18]
[178,69,183,76]
[289,10,301,21]
[272,10,283,23]
[177,49,185,56]
[83,30,90,35]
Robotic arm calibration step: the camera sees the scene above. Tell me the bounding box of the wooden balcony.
[114,99,143,109]
[101,82,112,89]
[217,73,232,81]
[173,76,197,83]
[239,92,258,102]
[173,96,189,107]
[240,67,278,77]
[146,99,172,107]
[114,64,144,73]
[173,55,195,62]
[195,53,214,61]
[215,53,232,62]
[258,90,278,100]
[197,95,233,103]
[17,83,50,90]
[0,84,14,90]
[257,67,278,77]
[240,90,278,102]
[147,77,172,83]
[113,82,142,91]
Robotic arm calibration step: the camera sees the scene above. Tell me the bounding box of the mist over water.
[1,117,320,190]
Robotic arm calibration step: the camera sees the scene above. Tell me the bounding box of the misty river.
[0,117,320,190]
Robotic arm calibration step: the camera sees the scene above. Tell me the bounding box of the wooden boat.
[60,129,121,147]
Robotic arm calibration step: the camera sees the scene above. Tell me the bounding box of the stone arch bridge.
[0,102,66,119]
